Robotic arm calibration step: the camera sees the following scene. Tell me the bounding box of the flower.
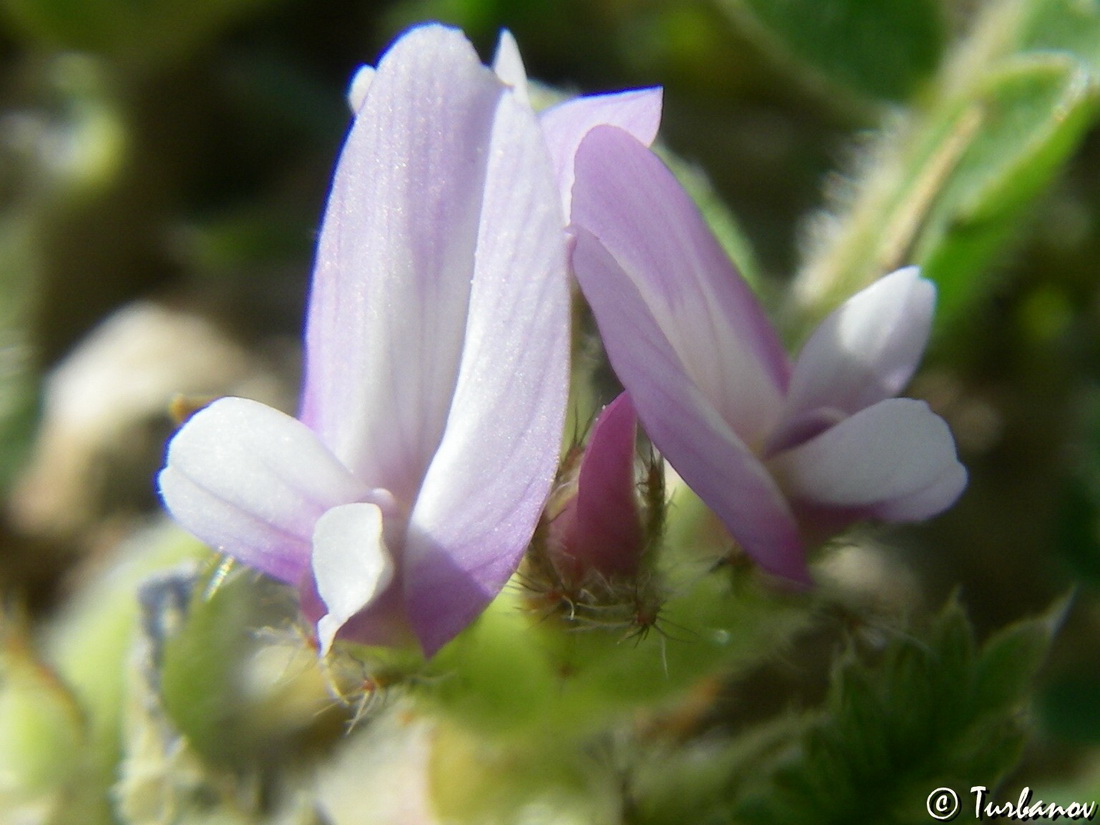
[162,25,570,657]
[569,125,967,584]
[548,392,645,585]
[159,26,664,657]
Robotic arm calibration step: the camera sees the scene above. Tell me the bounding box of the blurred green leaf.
[42,526,207,814]
[918,55,1098,324]
[630,716,803,825]
[429,717,618,825]
[428,561,812,742]
[792,1,1100,336]
[720,0,946,102]
[1057,393,1100,585]
[0,624,92,822]
[733,599,1057,825]
[1038,670,1100,744]
[1018,0,1100,80]
[0,215,40,493]
[0,0,278,72]
[1057,475,1100,586]
[157,567,255,766]
[115,565,266,825]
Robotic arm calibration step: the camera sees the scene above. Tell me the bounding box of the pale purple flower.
[570,126,967,584]
[158,26,662,657]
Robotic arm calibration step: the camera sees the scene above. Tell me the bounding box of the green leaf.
[156,566,257,766]
[1039,670,1100,744]
[917,56,1098,325]
[1018,0,1100,81]
[793,51,1098,334]
[0,215,40,494]
[0,0,278,71]
[975,598,1066,714]
[732,599,1058,825]
[720,0,946,102]
[1056,393,1100,585]
[43,526,207,770]
[629,716,804,825]
[0,624,91,822]
[1057,477,1100,585]
[114,563,267,825]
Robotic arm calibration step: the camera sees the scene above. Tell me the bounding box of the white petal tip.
[492,30,529,106]
[347,65,376,114]
[312,502,395,653]
[316,616,340,656]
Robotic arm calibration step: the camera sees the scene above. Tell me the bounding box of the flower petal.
[769,398,967,520]
[299,24,509,502]
[566,392,644,579]
[492,29,529,107]
[777,267,934,442]
[158,397,368,584]
[571,125,789,447]
[540,87,662,218]
[313,502,395,654]
[346,65,375,114]
[403,87,570,655]
[572,227,808,582]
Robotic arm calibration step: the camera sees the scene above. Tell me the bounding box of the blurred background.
[1,0,1100,811]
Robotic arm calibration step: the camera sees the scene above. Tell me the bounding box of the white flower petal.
[313,502,395,654]
[158,397,368,584]
[780,267,934,433]
[770,398,966,519]
[491,29,529,106]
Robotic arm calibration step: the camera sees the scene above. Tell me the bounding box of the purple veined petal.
[312,502,395,654]
[158,397,370,584]
[404,88,570,656]
[572,227,809,583]
[768,397,967,519]
[492,30,529,107]
[299,25,509,502]
[571,125,789,447]
[346,65,375,114]
[777,267,934,441]
[540,87,662,218]
[567,392,644,579]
